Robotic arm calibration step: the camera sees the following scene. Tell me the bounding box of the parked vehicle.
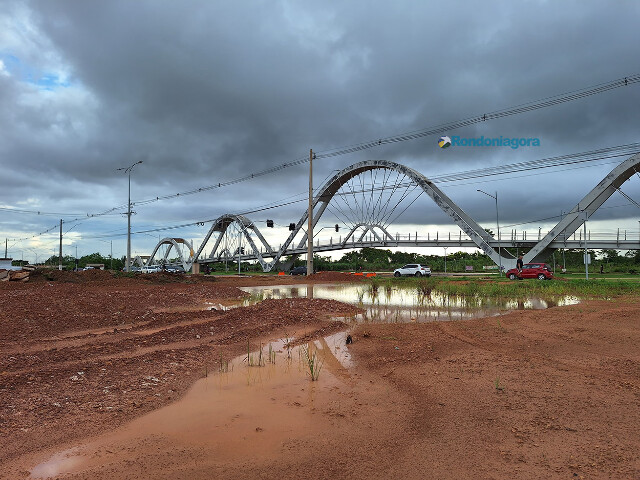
[505,263,553,280]
[393,264,431,277]
[141,265,162,273]
[290,266,307,275]
[165,266,185,273]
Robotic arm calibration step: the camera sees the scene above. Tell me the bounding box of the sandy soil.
[1,270,638,479]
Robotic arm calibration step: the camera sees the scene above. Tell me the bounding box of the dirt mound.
[27,268,115,283]
[310,271,366,282]
[26,269,216,285]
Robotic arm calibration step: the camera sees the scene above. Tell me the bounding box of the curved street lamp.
[477,190,502,274]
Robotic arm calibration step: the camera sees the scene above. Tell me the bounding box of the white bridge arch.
[144,237,194,271]
[142,153,640,272]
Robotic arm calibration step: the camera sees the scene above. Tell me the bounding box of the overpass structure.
[142,152,640,272]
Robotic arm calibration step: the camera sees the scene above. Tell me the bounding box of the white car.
[141,265,162,273]
[393,264,431,277]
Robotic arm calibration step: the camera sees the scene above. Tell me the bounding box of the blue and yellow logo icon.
[438,136,452,148]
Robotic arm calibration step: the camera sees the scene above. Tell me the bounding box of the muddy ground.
[1,270,638,479]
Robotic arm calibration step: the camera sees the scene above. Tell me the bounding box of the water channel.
[237,283,579,323]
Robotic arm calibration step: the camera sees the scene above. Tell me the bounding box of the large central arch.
[265,160,506,270]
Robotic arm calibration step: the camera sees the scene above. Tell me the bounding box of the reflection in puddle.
[29,332,352,479]
[239,284,580,323]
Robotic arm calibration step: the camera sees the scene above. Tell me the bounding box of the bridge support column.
[191,262,200,274]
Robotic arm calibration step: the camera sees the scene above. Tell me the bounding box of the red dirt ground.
[1,270,638,479]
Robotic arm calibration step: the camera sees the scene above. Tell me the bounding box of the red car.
[505,263,553,280]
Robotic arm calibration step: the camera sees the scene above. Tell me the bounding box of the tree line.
[15,247,640,273]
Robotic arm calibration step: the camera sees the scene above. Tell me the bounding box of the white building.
[0,258,22,271]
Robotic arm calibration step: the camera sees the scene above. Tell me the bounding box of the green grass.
[368,276,639,299]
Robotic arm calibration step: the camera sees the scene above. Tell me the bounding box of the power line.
[313,75,640,159]
[103,73,640,210]
[74,143,640,241]
[4,74,638,240]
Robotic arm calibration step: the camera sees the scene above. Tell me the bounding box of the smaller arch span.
[146,238,194,272]
[341,223,395,247]
[194,214,273,271]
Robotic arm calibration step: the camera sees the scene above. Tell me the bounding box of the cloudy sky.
[1,0,639,264]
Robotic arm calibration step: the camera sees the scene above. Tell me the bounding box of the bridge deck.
[199,238,640,263]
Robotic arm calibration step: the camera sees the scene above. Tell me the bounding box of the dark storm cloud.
[1,0,640,260]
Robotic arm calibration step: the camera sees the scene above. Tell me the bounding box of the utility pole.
[118,161,143,272]
[307,148,313,277]
[59,219,63,270]
[4,238,6,258]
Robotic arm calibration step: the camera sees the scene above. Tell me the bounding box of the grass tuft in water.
[268,343,276,364]
[218,352,232,373]
[281,332,293,359]
[246,339,266,367]
[300,343,323,381]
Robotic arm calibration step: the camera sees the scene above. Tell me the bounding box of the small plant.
[281,332,293,359]
[494,376,505,392]
[246,340,265,367]
[368,277,380,296]
[258,343,264,366]
[496,319,506,332]
[218,352,231,373]
[300,343,323,381]
[246,339,265,367]
[416,277,434,296]
[268,343,276,364]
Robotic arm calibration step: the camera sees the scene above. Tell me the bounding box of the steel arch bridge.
[142,238,194,271]
[143,152,640,272]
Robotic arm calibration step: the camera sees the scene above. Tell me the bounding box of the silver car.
[141,265,162,273]
[393,264,431,277]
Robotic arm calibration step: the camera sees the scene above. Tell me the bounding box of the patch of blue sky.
[36,73,70,90]
[0,52,70,90]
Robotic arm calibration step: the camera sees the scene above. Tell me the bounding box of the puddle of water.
[239,284,579,323]
[29,332,352,479]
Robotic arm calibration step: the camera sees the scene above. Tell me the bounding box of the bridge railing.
[236,229,640,256]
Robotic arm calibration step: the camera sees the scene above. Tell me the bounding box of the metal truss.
[141,153,640,272]
[144,237,194,271]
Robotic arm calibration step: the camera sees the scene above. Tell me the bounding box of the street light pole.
[477,190,502,274]
[584,211,589,280]
[117,161,143,272]
[443,246,448,273]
